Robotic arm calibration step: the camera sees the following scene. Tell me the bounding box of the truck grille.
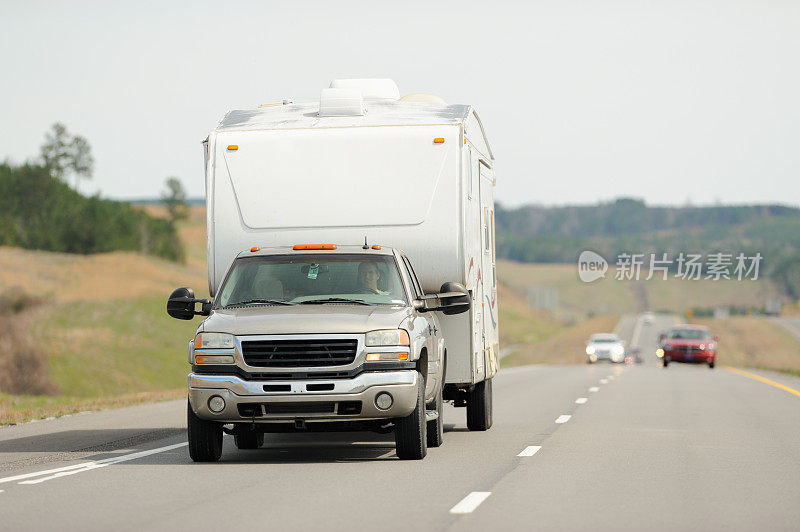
[241,339,358,368]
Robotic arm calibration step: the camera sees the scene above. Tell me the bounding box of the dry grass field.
[0,206,208,423]
[694,317,800,376]
[502,314,620,366]
[497,260,782,319]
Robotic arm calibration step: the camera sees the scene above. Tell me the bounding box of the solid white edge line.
[17,443,188,485]
[450,491,491,514]
[555,415,571,424]
[0,462,95,485]
[517,445,542,457]
[575,397,588,404]
[589,387,599,392]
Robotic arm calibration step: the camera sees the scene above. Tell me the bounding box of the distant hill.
[0,163,183,261]
[126,197,205,206]
[496,198,800,298]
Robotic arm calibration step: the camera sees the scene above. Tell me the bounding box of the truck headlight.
[365,329,410,347]
[585,346,596,355]
[195,332,235,349]
[656,348,664,358]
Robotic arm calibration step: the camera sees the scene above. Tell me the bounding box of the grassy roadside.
[503,314,620,366]
[0,390,185,426]
[497,279,620,367]
[0,296,198,424]
[694,317,800,377]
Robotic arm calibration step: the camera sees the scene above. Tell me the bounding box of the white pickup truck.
[168,79,499,461]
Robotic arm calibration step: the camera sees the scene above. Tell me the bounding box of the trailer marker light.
[371,245,381,250]
[227,145,238,151]
[434,138,445,144]
[250,246,260,252]
[293,244,337,250]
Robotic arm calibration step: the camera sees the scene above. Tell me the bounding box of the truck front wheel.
[426,380,444,448]
[466,378,493,431]
[394,373,428,460]
[187,399,223,462]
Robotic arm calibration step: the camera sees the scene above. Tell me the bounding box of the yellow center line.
[724,366,800,398]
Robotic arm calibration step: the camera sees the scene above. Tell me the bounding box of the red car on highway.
[658,325,718,369]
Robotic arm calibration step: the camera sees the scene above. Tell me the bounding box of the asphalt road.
[1,313,799,531]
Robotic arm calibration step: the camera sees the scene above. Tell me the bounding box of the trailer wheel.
[466,378,493,431]
[395,372,427,460]
[234,430,264,450]
[187,400,223,462]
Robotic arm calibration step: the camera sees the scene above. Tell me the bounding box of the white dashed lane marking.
[555,415,571,424]
[589,387,599,392]
[575,397,588,404]
[450,492,492,514]
[600,379,609,384]
[517,446,542,457]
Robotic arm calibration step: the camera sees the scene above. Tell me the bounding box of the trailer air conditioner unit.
[318,88,364,117]
[329,79,400,100]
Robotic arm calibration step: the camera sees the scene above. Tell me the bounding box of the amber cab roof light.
[293,244,337,250]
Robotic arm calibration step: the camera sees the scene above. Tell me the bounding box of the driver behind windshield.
[357,262,388,295]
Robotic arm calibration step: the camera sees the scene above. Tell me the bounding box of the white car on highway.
[585,333,626,364]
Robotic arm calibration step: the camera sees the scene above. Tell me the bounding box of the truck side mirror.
[167,287,211,320]
[713,335,720,341]
[415,282,471,315]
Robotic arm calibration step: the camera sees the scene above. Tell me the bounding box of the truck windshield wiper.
[224,299,296,307]
[298,298,375,306]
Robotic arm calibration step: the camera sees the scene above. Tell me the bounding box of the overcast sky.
[1,1,798,207]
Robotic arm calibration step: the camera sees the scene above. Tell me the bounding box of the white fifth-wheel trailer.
[202,79,498,426]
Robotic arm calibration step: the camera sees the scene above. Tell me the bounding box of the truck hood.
[199,304,411,336]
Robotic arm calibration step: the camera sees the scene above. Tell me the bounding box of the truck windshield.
[216,254,408,308]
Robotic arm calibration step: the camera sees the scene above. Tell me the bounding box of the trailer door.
[479,163,497,375]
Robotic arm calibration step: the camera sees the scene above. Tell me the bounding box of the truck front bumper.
[188,370,419,423]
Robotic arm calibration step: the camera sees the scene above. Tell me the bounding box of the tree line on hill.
[0,123,187,262]
[495,198,800,298]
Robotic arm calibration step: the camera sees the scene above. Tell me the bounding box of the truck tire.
[426,381,444,448]
[663,358,669,368]
[187,399,223,462]
[395,373,427,460]
[234,431,264,450]
[466,378,493,431]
